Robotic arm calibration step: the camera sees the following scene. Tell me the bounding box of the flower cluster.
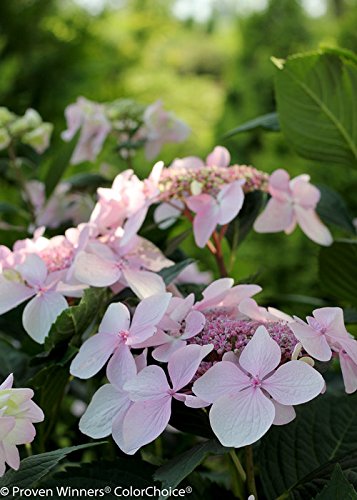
[0,374,43,476]
[72,277,357,453]
[0,135,343,471]
[61,97,190,164]
[0,107,53,154]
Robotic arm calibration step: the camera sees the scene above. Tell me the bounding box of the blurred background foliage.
[1,0,357,312]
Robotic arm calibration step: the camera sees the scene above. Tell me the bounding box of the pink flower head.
[254,169,332,246]
[74,235,171,299]
[149,294,206,362]
[142,100,190,160]
[119,344,213,454]
[0,374,44,476]
[0,254,78,343]
[193,326,324,447]
[186,179,245,248]
[193,278,262,313]
[61,97,111,165]
[70,293,171,380]
[339,349,357,394]
[290,307,357,362]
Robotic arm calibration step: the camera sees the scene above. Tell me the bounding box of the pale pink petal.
[291,177,320,209]
[120,396,172,454]
[181,311,205,339]
[209,388,275,447]
[238,298,275,322]
[154,201,183,230]
[106,344,137,388]
[152,340,186,362]
[222,284,262,308]
[111,405,131,453]
[17,254,47,286]
[217,181,245,225]
[183,395,210,408]
[22,292,68,344]
[339,350,357,394]
[194,278,234,311]
[269,169,291,200]
[129,293,171,344]
[0,417,15,439]
[339,338,357,365]
[3,442,19,470]
[122,268,166,300]
[239,325,281,378]
[254,198,294,233]
[74,251,120,287]
[20,400,44,423]
[99,303,130,335]
[192,206,219,248]
[192,361,250,403]
[124,365,170,401]
[311,307,349,339]
[294,206,332,246]
[0,278,34,315]
[206,146,231,168]
[289,321,332,362]
[79,384,129,438]
[168,344,213,392]
[0,374,13,390]
[134,349,147,372]
[6,419,35,444]
[70,334,117,379]
[272,400,296,425]
[186,193,213,214]
[121,207,148,247]
[263,360,325,405]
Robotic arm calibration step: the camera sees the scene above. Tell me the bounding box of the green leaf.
[43,134,78,197]
[159,259,194,285]
[154,439,230,490]
[316,185,355,233]
[273,50,357,168]
[223,112,280,138]
[319,240,357,305]
[225,191,264,249]
[44,287,108,352]
[259,393,357,499]
[0,443,104,490]
[314,464,357,500]
[30,364,70,448]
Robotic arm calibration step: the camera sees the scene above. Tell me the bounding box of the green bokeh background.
[1,0,357,315]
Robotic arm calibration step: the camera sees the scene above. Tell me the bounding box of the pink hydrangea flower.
[254,169,332,246]
[193,326,324,448]
[0,374,44,476]
[119,344,213,454]
[186,180,245,247]
[142,100,190,160]
[339,349,357,394]
[150,294,206,362]
[61,97,111,165]
[290,307,357,362]
[0,253,82,343]
[70,293,171,380]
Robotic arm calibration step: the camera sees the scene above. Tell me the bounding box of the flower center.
[251,376,262,388]
[118,330,129,341]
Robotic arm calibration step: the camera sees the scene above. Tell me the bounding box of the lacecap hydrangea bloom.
[74,277,356,454]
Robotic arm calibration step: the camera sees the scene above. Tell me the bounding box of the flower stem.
[212,230,228,277]
[229,449,246,482]
[245,445,258,499]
